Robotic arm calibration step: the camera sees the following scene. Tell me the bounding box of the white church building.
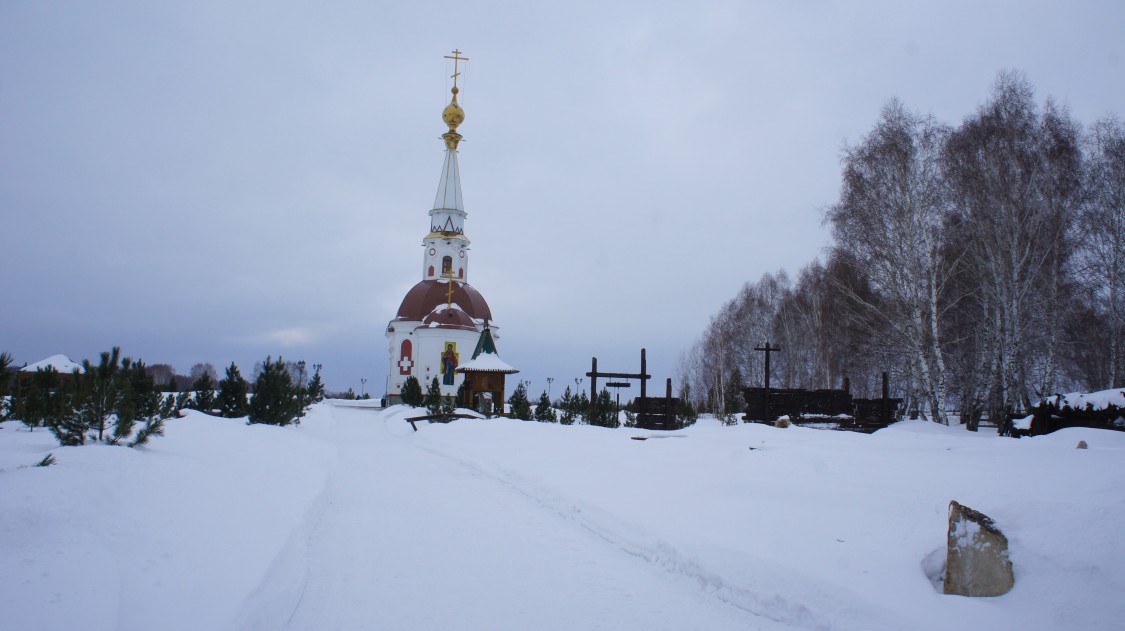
[384,54,505,405]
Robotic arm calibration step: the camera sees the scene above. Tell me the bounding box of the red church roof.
[395,280,493,322]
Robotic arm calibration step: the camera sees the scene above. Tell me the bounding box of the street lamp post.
[360,378,367,399]
[297,361,307,416]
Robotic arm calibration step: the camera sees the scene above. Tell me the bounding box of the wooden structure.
[633,378,679,430]
[742,372,901,433]
[456,325,518,417]
[753,342,783,423]
[1019,393,1125,437]
[585,349,679,430]
[404,412,482,431]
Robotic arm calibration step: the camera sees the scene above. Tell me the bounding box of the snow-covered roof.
[1043,388,1125,411]
[456,351,518,374]
[20,354,85,374]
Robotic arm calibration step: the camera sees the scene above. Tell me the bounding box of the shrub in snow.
[249,356,300,426]
[425,377,449,416]
[306,370,326,403]
[508,382,532,421]
[775,416,791,428]
[589,388,619,428]
[7,347,175,448]
[557,386,577,425]
[0,351,12,398]
[192,373,216,412]
[217,362,250,418]
[534,391,557,423]
[400,376,423,408]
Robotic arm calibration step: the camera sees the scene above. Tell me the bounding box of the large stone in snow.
[943,501,1014,597]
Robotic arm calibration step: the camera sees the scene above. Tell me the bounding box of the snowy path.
[262,406,783,630]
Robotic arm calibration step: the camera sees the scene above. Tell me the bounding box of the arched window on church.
[442,256,452,275]
[458,267,464,278]
[428,265,435,277]
[398,339,413,375]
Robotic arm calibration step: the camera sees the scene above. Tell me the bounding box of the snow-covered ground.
[2,405,1123,630]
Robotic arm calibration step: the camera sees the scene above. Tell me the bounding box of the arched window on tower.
[458,267,464,278]
[428,265,435,277]
[442,256,452,275]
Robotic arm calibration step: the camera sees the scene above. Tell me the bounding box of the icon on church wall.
[440,342,458,385]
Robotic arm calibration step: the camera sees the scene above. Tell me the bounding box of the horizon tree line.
[1,348,328,446]
[679,71,1123,426]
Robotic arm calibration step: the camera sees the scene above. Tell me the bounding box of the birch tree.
[1079,117,1125,388]
[943,71,1081,420]
[826,100,955,423]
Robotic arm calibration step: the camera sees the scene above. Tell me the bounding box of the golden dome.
[442,86,465,132]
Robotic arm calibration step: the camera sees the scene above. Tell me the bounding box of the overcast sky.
[2,1,1123,396]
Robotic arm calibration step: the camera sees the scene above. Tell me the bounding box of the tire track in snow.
[412,441,842,631]
[230,407,343,631]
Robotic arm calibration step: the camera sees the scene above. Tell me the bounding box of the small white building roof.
[457,351,519,374]
[21,354,85,374]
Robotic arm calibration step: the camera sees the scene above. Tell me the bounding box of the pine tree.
[175,390,193,412]
[509,382,532,420]
[724,367,745,424]
[158,391,177,419]
[47,376,85,447]
[77,347,125,442]
[575,390,591,424]
[130,416,166,448]
[45,348,173,448]
[534,390,557,422]
[0,351,13,399]
[108,358,168,446]
[192,372,216,412]
[217,362,250,418]
[425,377,444,416]
[306,371,326,403]
[591,388,619,428]
[17,366,57,430]
[401,376,424,407]
[557,386,576,425]
[249,356,299,426]
[109,358,141,445]
[456,379,470,408]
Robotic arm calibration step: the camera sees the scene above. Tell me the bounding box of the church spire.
[423,50,471,283]
[432,49,468,213]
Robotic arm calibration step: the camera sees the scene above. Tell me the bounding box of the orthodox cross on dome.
[441,50,468,150]
[442,270,457,308]
[444,49,469,89]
